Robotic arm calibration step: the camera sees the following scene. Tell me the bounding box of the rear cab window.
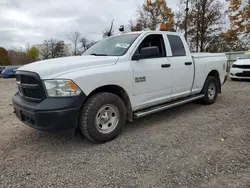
[167,35,186,57]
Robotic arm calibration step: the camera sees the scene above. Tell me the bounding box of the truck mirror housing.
[132,46,160,60]
[140,46,160,59]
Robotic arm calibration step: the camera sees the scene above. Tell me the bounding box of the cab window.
[167,35,186,56]
[134,34,166,58]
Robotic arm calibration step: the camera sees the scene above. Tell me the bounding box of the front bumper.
[12,92,86,131]
[230,68,250,79]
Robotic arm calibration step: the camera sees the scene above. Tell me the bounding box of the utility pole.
[184,0,189,41]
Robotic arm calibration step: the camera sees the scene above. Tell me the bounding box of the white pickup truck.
[12,31,228,143]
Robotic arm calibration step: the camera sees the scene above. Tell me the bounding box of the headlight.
[232,64,236,68]
[43,80,81,97]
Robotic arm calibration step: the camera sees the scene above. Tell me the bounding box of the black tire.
[200,76,218,105]
[79,92,126,143]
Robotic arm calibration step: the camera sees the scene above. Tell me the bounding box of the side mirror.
[140,46,160,59]
[132,46,160,61]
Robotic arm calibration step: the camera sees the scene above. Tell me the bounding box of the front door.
[130,34,173,110]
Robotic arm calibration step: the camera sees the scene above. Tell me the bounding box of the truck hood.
[18,55,119,79]
[234,59,250,65]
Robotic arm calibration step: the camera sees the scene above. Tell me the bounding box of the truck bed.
[191,53,228,94]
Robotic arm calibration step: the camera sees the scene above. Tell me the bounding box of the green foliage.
[223,0,250,50]
[26,47,39,61]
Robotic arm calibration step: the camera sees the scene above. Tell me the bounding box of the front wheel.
[200,76,218,105]
[79,92,126,143]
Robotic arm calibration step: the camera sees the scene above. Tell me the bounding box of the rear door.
[166,34,194,98]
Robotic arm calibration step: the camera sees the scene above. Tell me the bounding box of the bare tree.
[180,0,224,52]
[79,36,88,54]
[40,40,51,60]
[68,31,81,56]
[86,41,97,49]
[53,41,67,58]
[68,31,91,55]
[174,6,185,31]
[40,39,68,60]
[48,39,58,58]
[103,19,114,38]
[25,43,30,52]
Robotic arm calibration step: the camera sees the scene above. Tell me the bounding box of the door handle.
[185,62,192,65]
[161,64,171,68]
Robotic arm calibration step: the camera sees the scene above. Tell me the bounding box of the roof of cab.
[122,30,183,36]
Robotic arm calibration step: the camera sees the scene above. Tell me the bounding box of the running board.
[134,94,205,119]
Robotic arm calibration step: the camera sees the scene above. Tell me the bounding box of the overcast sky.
[0,0,179,49]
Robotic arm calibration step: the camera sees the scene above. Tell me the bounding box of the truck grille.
[233,64,250,69]
[15,72,46,101]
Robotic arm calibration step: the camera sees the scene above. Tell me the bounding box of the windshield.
[238,54,250,60]
[83,33,140,56]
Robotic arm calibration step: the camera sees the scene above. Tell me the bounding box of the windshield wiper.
[90,53,108,56]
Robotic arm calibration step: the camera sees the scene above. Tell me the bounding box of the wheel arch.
[85,85,133,122]
[205,70,221,93]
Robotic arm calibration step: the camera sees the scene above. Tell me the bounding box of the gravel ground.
[0,78,250,188]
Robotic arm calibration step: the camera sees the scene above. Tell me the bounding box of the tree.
[103,19,114,38]
[174,6,185,32]
[206,35,248,52]
[8,48,30,65]
[68,31,94,55]
[223,0,250,50]
[26,47,39,61]
[179,0,224,52]
[40,39,68,60]
[79,36,88,52]
[68,31,82,56]
[53,41,68,58]
[78,37,97,53]
[130,0,175,31]
[0,47,10,65]
[40,41,51,60]
[86,41,97,49]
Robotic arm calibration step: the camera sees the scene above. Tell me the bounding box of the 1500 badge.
[135,76,146,83]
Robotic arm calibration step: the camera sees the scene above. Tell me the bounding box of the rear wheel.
[200,76,218,105]
[79,92,126,143]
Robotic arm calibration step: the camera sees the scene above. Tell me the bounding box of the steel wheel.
[95,104,120,134]
[208,83,216,100]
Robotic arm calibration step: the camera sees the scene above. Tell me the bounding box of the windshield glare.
[83,33,140,56]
